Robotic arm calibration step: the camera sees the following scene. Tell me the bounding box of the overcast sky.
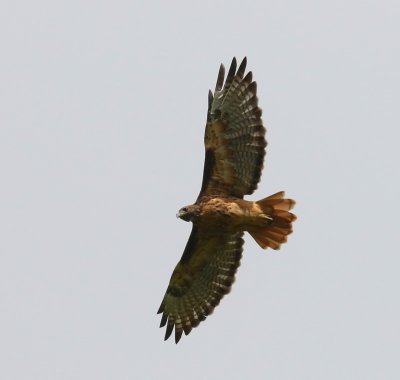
[1,1,399,379]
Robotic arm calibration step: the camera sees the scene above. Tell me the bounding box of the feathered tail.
[249,191,297,250]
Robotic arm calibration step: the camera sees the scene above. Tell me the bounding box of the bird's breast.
[199,198,254,228]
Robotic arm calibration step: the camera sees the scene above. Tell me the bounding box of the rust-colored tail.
[249,191,297,250]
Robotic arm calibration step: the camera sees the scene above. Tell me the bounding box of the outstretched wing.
[198,57,267,200]
[158,226,244,343]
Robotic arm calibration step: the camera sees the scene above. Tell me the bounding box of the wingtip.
[159,312,168,327]
[164,323,174,341]
[230,56,237,70]
[243,71,253,83]
[175,330,183,344]
[237,57,247,77]
[224,57,238,88]
[157,301,164,314]
[208,89,213,109]
[215,63,225,92]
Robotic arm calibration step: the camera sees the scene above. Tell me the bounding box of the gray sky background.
[1,1,399,379]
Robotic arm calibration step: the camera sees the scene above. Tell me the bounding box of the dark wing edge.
[198,57,267,200]
[157,227,244,343]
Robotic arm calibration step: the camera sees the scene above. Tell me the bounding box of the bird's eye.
[182,207,188,212]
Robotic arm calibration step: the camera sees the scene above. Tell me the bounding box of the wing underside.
[198,57,267,199]
[158,226,244,343]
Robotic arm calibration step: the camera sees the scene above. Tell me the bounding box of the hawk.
[158,57,296,343]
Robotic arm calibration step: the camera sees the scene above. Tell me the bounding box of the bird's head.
[176,204,199,222]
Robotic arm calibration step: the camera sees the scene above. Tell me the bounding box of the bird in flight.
[158,57,296,343]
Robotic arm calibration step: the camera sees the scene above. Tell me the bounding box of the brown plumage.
[158,57,296,343]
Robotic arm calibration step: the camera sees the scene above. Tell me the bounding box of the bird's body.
[182,197,274,231]
[158,57,296,343]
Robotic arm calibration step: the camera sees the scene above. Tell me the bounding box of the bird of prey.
[158,57,296,343]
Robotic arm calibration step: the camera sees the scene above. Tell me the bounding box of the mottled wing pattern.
[158,226,244,343]
[198,57,266,199]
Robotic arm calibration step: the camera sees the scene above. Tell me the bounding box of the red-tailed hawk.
[158,57,296,343]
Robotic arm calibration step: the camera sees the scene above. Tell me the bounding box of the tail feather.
[264,230,287,243]
[249,191,296,250]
